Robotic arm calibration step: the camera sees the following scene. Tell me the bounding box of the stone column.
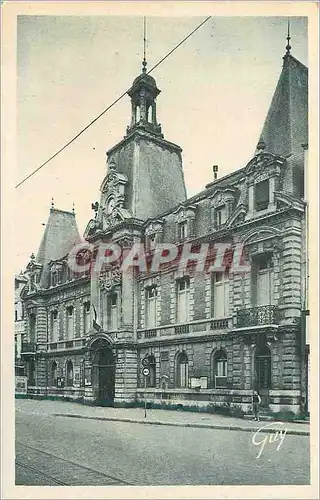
[139,91,147,122]
[152,101,157,124]
[248,182,254,214]
[268,176,277,210]
[114,347,138,405]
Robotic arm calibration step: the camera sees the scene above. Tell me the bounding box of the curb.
[53,413,310,436]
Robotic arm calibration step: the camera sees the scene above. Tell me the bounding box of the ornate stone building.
[19,40,309,415]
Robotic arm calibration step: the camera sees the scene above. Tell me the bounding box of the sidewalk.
[16,398,310,436]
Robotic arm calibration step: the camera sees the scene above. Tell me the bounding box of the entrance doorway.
[91,346,115,406]
[254,344,271,407]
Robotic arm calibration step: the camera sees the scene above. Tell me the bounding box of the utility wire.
[15,16,212,189]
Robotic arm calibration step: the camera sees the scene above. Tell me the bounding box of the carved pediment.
[241,226,282,246]
[245,151,285,179]
[173,204,197,222]
[209,187,237,208]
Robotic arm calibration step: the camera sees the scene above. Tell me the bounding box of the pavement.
[16,398,310,436]
[16,399,311,485]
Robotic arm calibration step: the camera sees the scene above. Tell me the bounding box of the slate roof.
[255,53,308,158]
[36,208,81,287]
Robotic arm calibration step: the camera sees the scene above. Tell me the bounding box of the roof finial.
[51,197,55,210]
[142,16,147,73]
[286,19,291,55]
[72,202,75,215]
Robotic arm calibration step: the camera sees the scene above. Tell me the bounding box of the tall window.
[176,277,190,323]
[146,287,158,328]
[29,314,36,343]
[215,206,226,228]
[108,294,118,330]
[51,361,57,386]
[66,306,74,339]
[213,349,227,388]
[83,302,91,334]
[255,179,269,211]
[51,271,58,287]
[176,352,189,388]
[50,310,59,342]
[66,360,73,387]
[212,270,230,318]
[146,355,156,387]
[178,221,187,240]
[252,254,273,306]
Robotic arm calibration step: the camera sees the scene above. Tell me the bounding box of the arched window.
[66,360,74,387]
[176,352,189,388]
[147,105,152,123]
[51,361,57,387]
[255,345,271,389]
[213,349,227,388]
[136,105,141,122]
[146,355,156,387]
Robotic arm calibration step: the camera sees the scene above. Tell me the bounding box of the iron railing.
[236,305,280,328]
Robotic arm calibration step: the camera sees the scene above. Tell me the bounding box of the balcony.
[236,305,280,328]
[21,342,36,355]
[137,317,232,340]
[48,338,87,351]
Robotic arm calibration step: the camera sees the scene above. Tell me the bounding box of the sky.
[15,15,308,273]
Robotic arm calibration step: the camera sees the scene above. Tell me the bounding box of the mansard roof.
[255,53,308,158]
[36,208,81,266]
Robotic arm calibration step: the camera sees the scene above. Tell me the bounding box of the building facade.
[18,42,309,415]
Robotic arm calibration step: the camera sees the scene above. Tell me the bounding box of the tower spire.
[142,17,147,73]
[286,19,291,55]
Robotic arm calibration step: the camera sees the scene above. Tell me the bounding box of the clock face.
[107,198,115,215]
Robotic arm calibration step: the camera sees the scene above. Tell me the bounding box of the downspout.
[302,144,309,414]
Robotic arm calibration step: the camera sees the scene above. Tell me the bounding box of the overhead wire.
[15,16,212,189]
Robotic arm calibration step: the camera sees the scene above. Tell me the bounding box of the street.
[16,400,310,486]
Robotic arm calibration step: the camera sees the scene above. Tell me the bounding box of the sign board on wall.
[57,376,65,388]
[15,376,28,394]
[190,377,208,389]
[84,365,92,386]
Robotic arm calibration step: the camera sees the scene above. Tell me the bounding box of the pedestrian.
[252,390,261,421]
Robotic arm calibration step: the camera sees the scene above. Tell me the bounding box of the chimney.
[212,165,219,180]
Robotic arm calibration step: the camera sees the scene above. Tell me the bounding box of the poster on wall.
[84,365,92,386]
[74,366,81,387]
[15,376,27,395]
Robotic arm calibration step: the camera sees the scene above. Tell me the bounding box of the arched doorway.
[254,344,271,406]
[91,343,115,406]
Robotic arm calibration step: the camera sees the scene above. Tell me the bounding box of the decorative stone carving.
[145,220,164,236]
[173,204,196,223]
[99,266,122,292]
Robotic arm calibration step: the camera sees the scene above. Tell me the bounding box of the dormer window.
[178,221,187,241]
[255,179,269,211]
[51,271,58,287]
[215,205,227,228]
